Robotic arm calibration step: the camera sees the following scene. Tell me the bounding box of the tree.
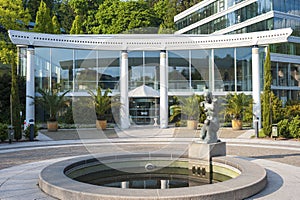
[34,0,53,33]
[24,0,53,21]
[154,0,177,33]
[94,0,159,34]
[262,46,272,136]
[69,0,103,34]
[55,0,75,33]
[70,15,83,34]
[52,15,61,34]
[0,0,31,140]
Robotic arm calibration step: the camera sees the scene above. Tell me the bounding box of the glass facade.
[176,0,274,33]
[20,46,256,95]
[176,0,300,37]
[174,0,300,101]
[271,61,300,102]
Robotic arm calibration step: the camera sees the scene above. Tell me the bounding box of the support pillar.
[120,51,130,129]
[160,50,168,129]
[252,46,261,129]
[25,46,35,127]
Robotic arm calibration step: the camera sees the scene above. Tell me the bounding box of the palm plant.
[223,93,253,129]
[33,88,70,122]
[170,95,204,129]
[87,87,121,129]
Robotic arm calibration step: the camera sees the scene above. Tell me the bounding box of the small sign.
[272,125,278,137]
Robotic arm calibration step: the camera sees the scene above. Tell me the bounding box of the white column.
[25,46,35,127]
[121,181,129,189]
[252,46,261,129]
[120,51,130,129]
[160,50,168,129]
[161,180,168,189]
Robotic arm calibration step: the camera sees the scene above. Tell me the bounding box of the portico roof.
[8,28,292,51]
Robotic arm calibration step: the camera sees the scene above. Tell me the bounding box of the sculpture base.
[189,141,226,161]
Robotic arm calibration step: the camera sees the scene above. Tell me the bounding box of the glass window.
[271,62,278,86]
[98,50,120,90]
[290,64,300,87]
[51,48,73,93]
[168,50,190,91]
[191,50,211,91]
[74,50,97,91]
[278,62,289,86]
[144,51,160,90]
[214,48,234,91]
[128,51,143,90]
[35,48,50,90]
[236,48,252,91]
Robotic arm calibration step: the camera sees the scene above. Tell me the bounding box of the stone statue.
[200,91,220,143]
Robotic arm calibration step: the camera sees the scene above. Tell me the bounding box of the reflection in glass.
[35,48,50,90]
[128,51,160,91]
[236,48,252,91]
[51,48,73,92]
[128,51,143,89]
[214,48,234,91]
[168,51,190,91]
[98,51,120,90]
[191,50,211,91]
[75,50,97,91]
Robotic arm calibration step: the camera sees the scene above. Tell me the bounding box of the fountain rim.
[39,153,267,200]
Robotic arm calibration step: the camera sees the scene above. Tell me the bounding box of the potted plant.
[31,88,69,131]
[170,95,204,129]
[224,93,253,130]
[88,87,120,130]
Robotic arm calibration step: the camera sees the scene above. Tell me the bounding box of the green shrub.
[278,116,300,139]
[23,125,39,140]
[0,123,8,142]
[278,119,290,138]
[289,116,300,139]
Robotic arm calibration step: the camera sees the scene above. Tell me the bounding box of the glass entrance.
[129,98,159,125]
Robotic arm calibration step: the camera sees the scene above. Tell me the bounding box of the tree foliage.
[262,46,272,136]
[31,88,70,121]
[70,15,83,34]
[34,0,53,33]
[223,93,253,121]
[52,15,61,34]
[0,0,30,140]
[93,0,159,34]
[170,95,205,122]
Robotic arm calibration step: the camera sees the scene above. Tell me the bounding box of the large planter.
[187,120,198,130]
[47,121,58,132]
[96,120,107,130]
[232,119,242,130]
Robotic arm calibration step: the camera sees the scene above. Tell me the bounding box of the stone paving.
[0,127,299,199]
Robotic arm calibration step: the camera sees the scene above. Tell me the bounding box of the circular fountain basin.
[39,153,266,200]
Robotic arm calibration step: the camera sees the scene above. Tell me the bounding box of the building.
[8,28,291,129]
[174,0,300,103]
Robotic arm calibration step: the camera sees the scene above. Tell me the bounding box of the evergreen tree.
[24,0,53,20]
[70,15,83,34]
[262,46,272,136]
[0,0,30,140]
[52,15,61,34]
[154,0,177,33]
[56,0,75,33]
[34,0,53,33]
[94,0,159,34]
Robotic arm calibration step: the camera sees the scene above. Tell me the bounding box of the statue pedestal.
[189,141,226,161]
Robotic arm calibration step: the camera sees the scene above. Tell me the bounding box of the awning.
[128,85,159,97]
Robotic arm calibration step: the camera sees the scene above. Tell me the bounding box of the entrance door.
[129,98,159,125]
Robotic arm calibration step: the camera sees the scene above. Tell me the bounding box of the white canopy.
[128,85,159,97]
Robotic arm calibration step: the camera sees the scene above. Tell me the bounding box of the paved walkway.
[0,127,299,200]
